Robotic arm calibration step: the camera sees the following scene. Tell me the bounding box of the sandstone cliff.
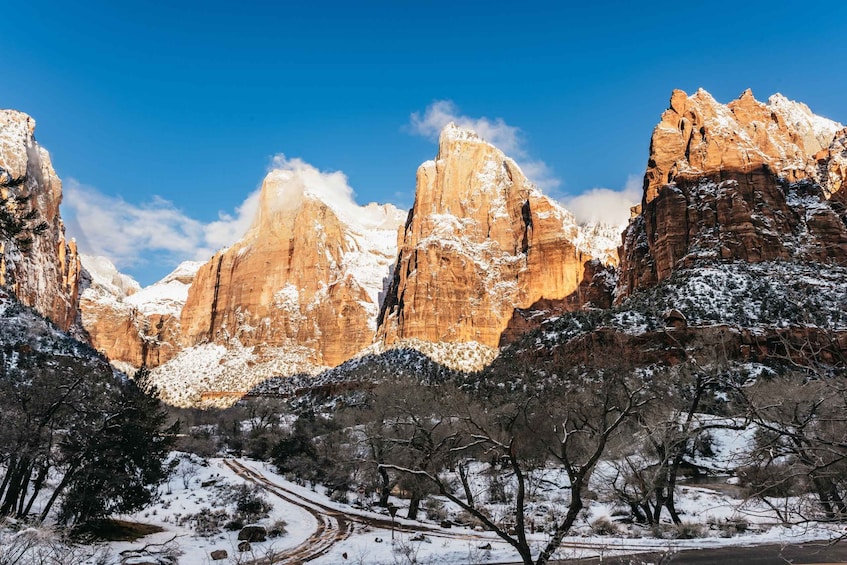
[618,89,847,297]
[376,124,594,349]
[78,256,198,370]
[178,163,405,368]
[0,110,80,330]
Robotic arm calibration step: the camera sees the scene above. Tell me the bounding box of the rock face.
[499,259,615,346]
[78,256,198,370]
[376,124,593,348]
[0,110,81,330]
[618,89,847,297]
[179,164,405,367]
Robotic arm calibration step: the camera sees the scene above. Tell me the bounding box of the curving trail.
[224,459,353,564]
[224,459,674,563]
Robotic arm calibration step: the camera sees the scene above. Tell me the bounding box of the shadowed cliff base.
[618,166,847,300]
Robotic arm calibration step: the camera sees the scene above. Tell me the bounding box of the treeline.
[0,352,176,527]
[177,336,847,565]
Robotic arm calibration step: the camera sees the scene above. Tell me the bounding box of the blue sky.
[2,1,845,285]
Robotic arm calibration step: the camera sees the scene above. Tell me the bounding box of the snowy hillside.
[124,261,202,316]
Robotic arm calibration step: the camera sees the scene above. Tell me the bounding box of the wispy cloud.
[561,175,643,226]
[62,179,260,271]
[409,100,561,192]
[61,154,388,279]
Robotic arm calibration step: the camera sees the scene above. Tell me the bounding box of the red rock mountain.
[7,93,845,407]
[376,124,597,349]
[78,256,198,370]
[618,89,847,297]
[0,110,80,330]
[179,162,406,367]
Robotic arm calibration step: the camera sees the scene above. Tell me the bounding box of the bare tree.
[381,366,652,565]
[739,372,847,522]
[606,358,747,525]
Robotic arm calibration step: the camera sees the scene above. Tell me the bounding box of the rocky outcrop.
[78,256,198,370]
[618,89,847,297]
[376,124,593,348]
[499,323,847,375]
[499,259,615,346]
[178,164,405,367]
[0,110,81,330]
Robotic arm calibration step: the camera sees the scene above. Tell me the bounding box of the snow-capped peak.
[124,261,203,316]
[766,93,844,148]
[80,254,141,298]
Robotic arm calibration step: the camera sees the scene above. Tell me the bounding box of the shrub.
[707,516,749,538]
[220,484,271,522]
[267,520,288,538]
[425,497,448,521]
[178,508,229,537]
[590,516,621,536]
[674,522,705,539]
[224,519,244,531]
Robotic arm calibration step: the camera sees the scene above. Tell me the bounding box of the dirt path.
[224,459,674,563]
[224,459,353,564]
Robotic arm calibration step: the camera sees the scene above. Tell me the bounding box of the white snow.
[79,255,142,298]
[93,454,847,564]
[124,261,202,316]
[80,256,200,317]
[677,89,844,184]
[146,342,327,407]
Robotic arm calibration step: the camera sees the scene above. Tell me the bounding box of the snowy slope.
[125,261,203,316]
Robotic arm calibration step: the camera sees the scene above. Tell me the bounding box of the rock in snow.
[618,89,847,298]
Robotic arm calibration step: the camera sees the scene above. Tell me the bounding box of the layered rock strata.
[618,89,847,297]
[78,256,198,369]
[0,110,80,330]
[377,124,593,348]
[179,165,405,367]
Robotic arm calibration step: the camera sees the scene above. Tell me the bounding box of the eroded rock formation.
[179,164,405,367]
[376,124,594,348]
[0,110,80,330]
[78,256,197,369]
[618,89,847,297]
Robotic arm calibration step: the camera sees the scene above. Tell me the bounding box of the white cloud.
[260,154,400,230]
[411,100,522,155]
[202,189,261,252]
[62,155,399,282]
[562,175,643,226]
[409,100,560,191]
[263,154,356,216]
[62,179,259,271]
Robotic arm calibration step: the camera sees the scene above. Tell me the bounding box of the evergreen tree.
[57,376,178,525]
[0,172,48,252]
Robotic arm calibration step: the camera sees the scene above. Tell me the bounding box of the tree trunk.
[0,454,17,501]
[536,479,584,565]
[665,455,684,525]
[0,458,28,516]
[377,466,391,507]
[457,463,475,507]
[811,475,846,520]
[22,464,49,517]
[39,463,77,523]
[16,468,31,517]
[407,492,421,520]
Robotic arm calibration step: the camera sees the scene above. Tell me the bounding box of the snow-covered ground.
[3,443,846,565]
[83,449,846,564]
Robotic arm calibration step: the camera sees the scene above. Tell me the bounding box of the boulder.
[238,524,267,542]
